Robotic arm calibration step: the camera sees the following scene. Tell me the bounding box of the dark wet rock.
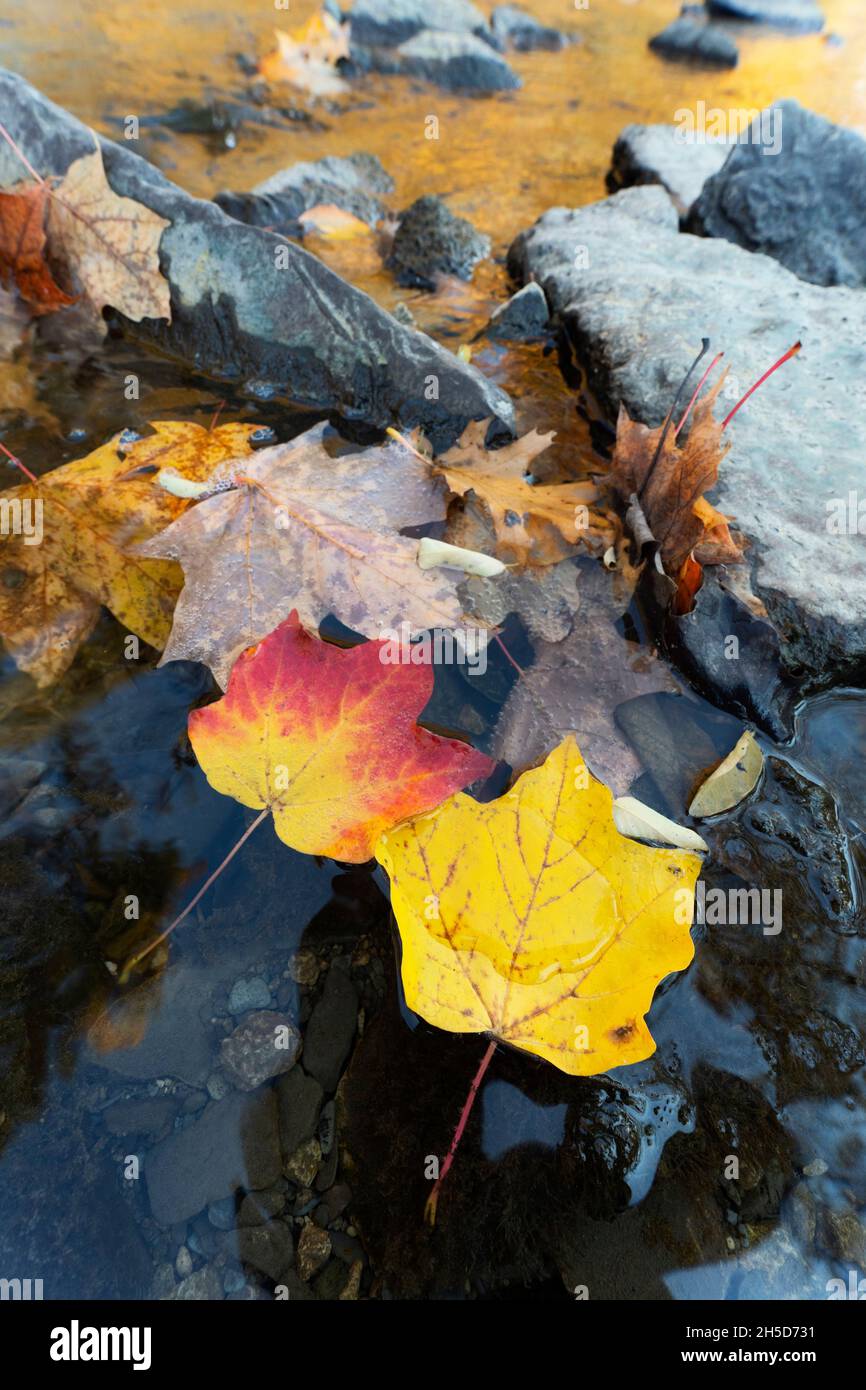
[649,16,739,67]
[397,29,520,92]
[207,1197,237,1231]
[387,195,490,289]
[507,185,866,688]
[491,5,571,51]
[87,963,214,1086]
[223,1220,294,1281]
[103,1096,179,1137]
[220,1011,302,1091]
[215,152,394,238]
[786,1181,818,1246]
[347,0,492,48]
[172,1265,223,1300]
[0,756,47,819]
[485,282,550,341]
[608,122,733,215]
[303,965,358,1092]
[615,691,745,819]
[706,0,824,32]
[145,1090,282,1226]
[227,976,272,1015]
[284,1136,322,1187]
[237,1186,286,1226]
[276,1066,324,1154]
[669,568,799,739]
[697,1066,795,1223]
[688,101,866,288]
[0,69,514,450]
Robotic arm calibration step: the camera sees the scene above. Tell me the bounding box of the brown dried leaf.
[0,181,75,315]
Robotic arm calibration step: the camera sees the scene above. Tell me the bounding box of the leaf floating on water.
[375,736,702,1076]
[688,730,764,818]
[298,203,371,238]
[188,611,494,863]
[612,796,708,853]
[259,12,351,97]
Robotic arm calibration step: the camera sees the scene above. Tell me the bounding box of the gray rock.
[348,0,492,48]
[223,1221,294,1281]
[220,1011,302,1091]
[228,976,273,1015]
[491,5,571,51]
[103,1096,179,1137]
[0,757,47,819]
[706,0,824,33]
[609,122,734,216]
[388,195,490,289]
[508,185,866,684]
[238,1187,286,1226]
[485,282,550,340]
[215,152,394,237]
[688,101,866,288]
[207,1197,237,1231]
[276,1067,324,1155]
[86,963,213,1086]
[303,967,358,1092]
[823,1208,866,1270]
[397,30,520,92]
[649,17,738,67]
[0,69,513,451]
[145,1090,281,1226]
[172,1265,224,1300]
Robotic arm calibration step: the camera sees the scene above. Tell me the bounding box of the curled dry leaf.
[612,796,708,853]
[437,419,612,567]
[0,182,75,315]
[610,373,744,576]
[260,11,351,96]
[138,422,465,689]
[0,420,259,685]
[375,736,701,1075]
[47,146,171,324]
[689,729,764,818]
[188,612,493,862]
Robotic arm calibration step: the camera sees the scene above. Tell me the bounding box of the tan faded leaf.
[47,146,171,324]
[137,422,465,689]
[438,419,611,567]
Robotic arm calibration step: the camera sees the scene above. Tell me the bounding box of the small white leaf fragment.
[612,796,708,853]
[688,730,764,819]
[155,469,213,500]
[417,536,506,577]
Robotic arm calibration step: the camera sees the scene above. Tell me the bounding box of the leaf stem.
[674,351,725,439]
[425,1037,497,1226]
[0,438,38,483]
[721,341,801,431]
[119,807,269,982]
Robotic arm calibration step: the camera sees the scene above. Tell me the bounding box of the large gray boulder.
[688,101,866,288]
[0,69,513,448]
[508,186,866,686]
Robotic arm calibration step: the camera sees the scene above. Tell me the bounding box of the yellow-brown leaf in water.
[260,12,350,96]
[298,203,371,238]
[375,736,701,1075]
[438,419,610,567]
[0,420,259,685]
[610,373,744,575]
[137,422,463,689]
[47,146,171,324]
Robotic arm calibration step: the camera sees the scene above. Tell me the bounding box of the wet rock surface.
[395,29,520,92]
[347,0,492,49]
[387,195,491,288]
[508,183,866,689]
[0,69,514,449]
[705,0,825,32]
[608,122,733,215]
[649,16,739,68]
[484,281,550,340]
[688,101,866,288]
[491,5,572,51]
[215,153,394,238]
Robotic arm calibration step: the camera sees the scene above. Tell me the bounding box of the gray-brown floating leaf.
[137,422,462,688]
[689,730,764,818]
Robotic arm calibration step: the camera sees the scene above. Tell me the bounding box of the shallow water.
[0,0,865,1301]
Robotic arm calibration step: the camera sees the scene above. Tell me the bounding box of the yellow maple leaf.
[0,419,258,685]
[375,736,701,1076]
[47,145,171,324]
